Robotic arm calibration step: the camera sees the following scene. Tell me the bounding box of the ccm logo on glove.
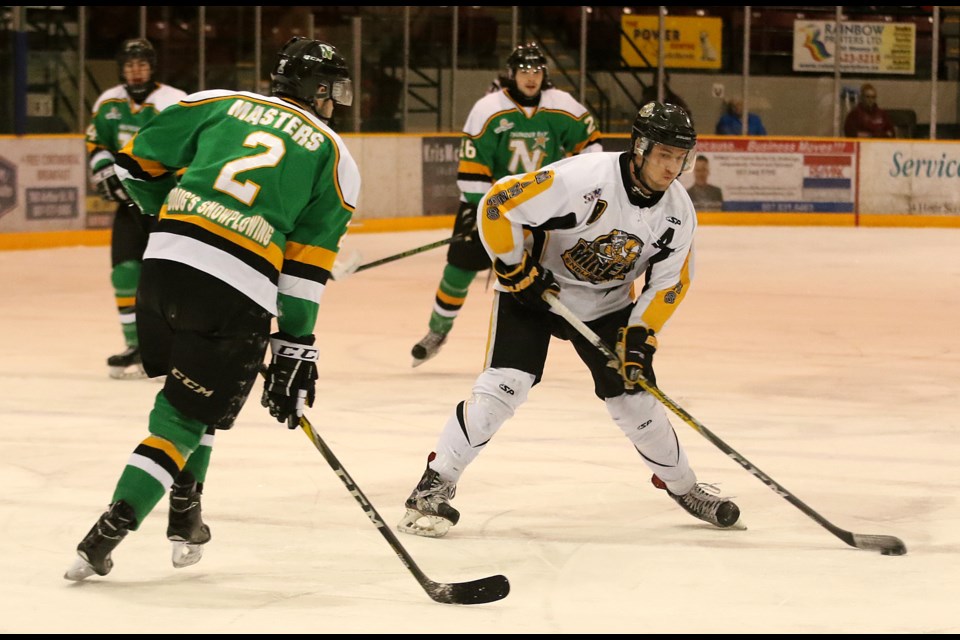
[275,344,318,361]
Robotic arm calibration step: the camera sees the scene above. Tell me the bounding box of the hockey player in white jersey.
[399,101,741,537]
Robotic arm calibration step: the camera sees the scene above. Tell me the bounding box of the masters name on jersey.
[227,99,327,151]
[166,186,275,246]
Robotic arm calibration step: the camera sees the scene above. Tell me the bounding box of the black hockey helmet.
[631,101,697,173]
[117,38,157,103]
[271,37,353,117]
[507,43,553,85]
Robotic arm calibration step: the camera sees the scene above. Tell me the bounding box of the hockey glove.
[261,332,318,428]
[493,252,560,311]
[616,325,658,388]
[92,164,131,204]
[454,201,480,242]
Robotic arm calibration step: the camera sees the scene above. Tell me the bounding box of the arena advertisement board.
[421,135,460,217]
[0,136,87,233]
[858,141,960,216]
[620,15,723,70]
[678,138,857,214]
[792,20,916,75]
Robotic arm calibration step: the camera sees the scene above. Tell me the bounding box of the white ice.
[1,226,958,633]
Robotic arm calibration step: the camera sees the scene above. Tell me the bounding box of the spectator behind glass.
[844,83,895,138]
[715,97,767,136]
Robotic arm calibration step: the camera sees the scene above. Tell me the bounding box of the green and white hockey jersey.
[85,83,187,173]
[457,86,602,207]
[115,89,361,338]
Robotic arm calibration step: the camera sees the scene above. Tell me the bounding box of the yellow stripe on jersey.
[159,207,284,270]
[480,169,555,255]
[480,206,517,255]
[115,295,136,307]
[570,130,602,154]
[142,435,186,468]
[119,138,170,178]
[640,251,693,333]
[458,159,493,178]
[284,241,337,271]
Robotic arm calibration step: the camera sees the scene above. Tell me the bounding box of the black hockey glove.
[454,201,480,242]
[91,164,131,204]
[261,332,318,429]
[493,252,560,311]
[616,325,658,388]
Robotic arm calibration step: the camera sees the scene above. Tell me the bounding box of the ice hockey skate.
[167,472,211,569]
[411,330,448,368]
[107,345,147,379]
[652,474,744,529]
[398,457,460,537]
[64,500,136,581]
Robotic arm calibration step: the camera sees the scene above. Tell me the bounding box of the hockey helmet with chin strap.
[117,38,157,104]
[631,101,697,174]
[271,37,353,118]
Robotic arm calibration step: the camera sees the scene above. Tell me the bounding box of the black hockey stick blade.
[295,412,510,603]
[543,294,908,557]
[421,573,512,605]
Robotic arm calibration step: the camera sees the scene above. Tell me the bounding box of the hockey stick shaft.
[354,233,466,273]
[544,294,907,556]
[349,233,468,277]
[258,370,510,603]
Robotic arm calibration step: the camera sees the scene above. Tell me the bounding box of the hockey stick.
[258,369,510,604]
[331,233,468,281]
[543,294,908,556]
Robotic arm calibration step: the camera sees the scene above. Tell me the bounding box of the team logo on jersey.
[106,107,122,120]
[562,229,642,283]
[494,119,515,134]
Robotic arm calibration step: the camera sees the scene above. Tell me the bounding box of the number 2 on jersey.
[213,131,286,206]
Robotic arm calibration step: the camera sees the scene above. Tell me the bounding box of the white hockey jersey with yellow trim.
[478,151,696,331]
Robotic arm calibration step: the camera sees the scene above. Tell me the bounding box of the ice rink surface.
[1,225,958,633]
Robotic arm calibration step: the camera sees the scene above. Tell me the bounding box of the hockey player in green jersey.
[65,37,360,581]
[410,42,602,367]
[399,102,742,538]
[86,38,187,379]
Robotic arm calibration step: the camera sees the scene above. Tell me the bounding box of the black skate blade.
[426,574,510,605]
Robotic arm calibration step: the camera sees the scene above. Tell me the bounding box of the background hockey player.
[399,101,741,538]
[86,38,186,378]
[65,37,359,581]
[410,42,602,367]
